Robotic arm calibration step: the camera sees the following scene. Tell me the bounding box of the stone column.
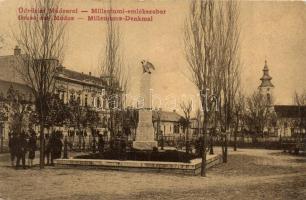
[133,73,157,150]
[140,73,152,109]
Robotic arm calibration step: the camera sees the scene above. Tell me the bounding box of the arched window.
[97,97,101,108]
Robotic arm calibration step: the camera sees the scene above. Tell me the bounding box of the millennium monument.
[133,60,158,150]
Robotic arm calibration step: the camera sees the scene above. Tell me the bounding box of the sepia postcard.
[0,0,305,200]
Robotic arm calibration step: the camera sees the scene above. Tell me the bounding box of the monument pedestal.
[133,109,157,150]
[133,141,157,150]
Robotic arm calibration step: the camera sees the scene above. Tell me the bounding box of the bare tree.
[215,0,241,163]
[0,91,9,153]
[232,92,245,151]
[195,108,203,136]
[184,0,240,176]
[6,86,32,135]
[245,91,273,137]
[293,90,306,132]
[180,100,192,154]
[14,0,66,169]
[293,90,306,106]
[100,1,127,146]
[184,0,217,177]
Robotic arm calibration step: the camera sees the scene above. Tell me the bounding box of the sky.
[0,0,306,111]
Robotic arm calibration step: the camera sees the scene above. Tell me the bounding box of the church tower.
[259,60,274,104]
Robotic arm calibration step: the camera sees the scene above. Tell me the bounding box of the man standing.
[98,134,104,157]
[16,132,27,169]
[28,130,37,168]
[8,131,17,167]
[44,134,50,165]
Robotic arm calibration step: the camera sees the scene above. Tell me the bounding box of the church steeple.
[259,60,274,88]
[259,60,274,104]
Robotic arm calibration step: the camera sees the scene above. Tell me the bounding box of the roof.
[0,51,121,92]
[260,74,272,81]
[0,79,32,100]
[56,67,121,91]
[152,110,182,122]
[259,80,274,88]
[274,105,306,118]
[0,55,26,84]
[57,67,105,83]
[259,60,274,88]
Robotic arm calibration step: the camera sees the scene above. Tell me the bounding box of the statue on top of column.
[141,60,155,74]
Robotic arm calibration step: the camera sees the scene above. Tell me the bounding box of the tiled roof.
[152,110,182,122]
[60,68,105,83]
[56,68,124,92]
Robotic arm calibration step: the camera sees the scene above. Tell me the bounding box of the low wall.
[54,154,222,176]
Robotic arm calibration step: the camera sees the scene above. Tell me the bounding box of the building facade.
[0,46,120,146]
[274,105,306,137]
[152,109,184,141]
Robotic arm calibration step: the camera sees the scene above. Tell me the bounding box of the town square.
[0,0,306,199]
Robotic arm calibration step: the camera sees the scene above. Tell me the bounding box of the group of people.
[92,134,105,155]
[8,129,64,169]
[8,128,112,168]
[44,131,63,166]
[8,129,37,169]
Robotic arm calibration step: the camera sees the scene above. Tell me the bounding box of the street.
[0,148,305,200]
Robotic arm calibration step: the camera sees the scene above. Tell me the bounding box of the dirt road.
[0,148,305,200]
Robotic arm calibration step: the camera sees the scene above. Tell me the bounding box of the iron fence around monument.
[155,133,306,151]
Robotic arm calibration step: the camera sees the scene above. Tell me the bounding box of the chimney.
[173,109,176,113]
[89,72,92,76]
[14,45,21,55]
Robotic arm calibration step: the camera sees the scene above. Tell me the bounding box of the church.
[258,60,306,137]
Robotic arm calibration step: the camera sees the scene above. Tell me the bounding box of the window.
[77,95,81,105]
[92,97,96,107]
[85,95,88,107]
[60,92,64,102]
[174,124,180,133]
[69,94,73,102]
[267,93,271,103]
